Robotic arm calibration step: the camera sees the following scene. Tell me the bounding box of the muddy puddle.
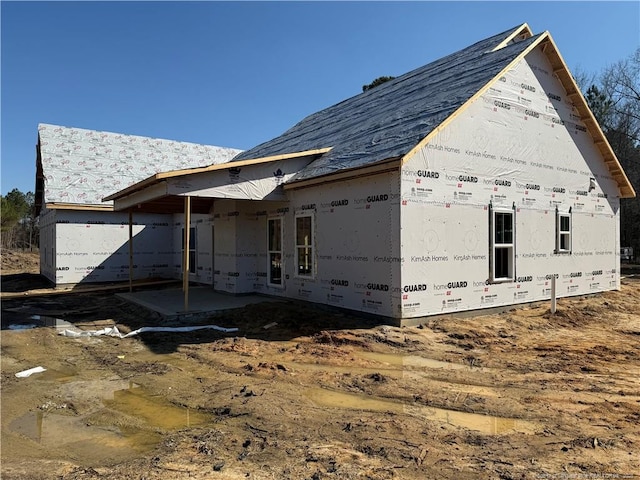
[34,365,79,382]
[8,408,158,465]
[305,388,538,435]
[358,351,487,371]
[281,351,487,382]
[104,383,210,429]
[7,380,212,467]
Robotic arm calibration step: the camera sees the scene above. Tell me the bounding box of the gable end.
[536,34,635,198]
[402,32,635,199]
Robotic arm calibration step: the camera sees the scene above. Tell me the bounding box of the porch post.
[183,196,191,312]
[128,210,133,293]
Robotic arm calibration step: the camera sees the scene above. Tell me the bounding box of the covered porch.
[102,150,326,314]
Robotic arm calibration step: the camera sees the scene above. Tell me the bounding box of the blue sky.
[2,1,639,196]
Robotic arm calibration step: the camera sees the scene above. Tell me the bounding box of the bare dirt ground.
[1,250,40,274]
[1,250,639,479]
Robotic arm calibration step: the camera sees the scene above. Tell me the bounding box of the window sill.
[489,278,513,284]
[295,274,315,280]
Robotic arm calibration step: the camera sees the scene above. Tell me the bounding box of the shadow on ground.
[1,277,389,354]
[1,273,52,292]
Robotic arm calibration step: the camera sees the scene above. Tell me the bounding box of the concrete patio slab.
[117,287,283,321]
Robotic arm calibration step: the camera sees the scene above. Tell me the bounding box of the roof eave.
[103,173,164,202]
[104,147,333,202]
[45,202,115,212]
[284,156,402,190]
[538,33,635,199]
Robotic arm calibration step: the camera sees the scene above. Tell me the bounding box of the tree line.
[1,188,38,251]
[581,48,640,259]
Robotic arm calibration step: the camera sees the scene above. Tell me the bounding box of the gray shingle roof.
[233,25,541,182]
[37,124,243,206]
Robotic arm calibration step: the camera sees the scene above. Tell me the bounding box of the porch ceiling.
[125,195,213,214]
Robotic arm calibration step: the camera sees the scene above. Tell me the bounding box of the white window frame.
[490,205,515,283]
[295,212,315,279]
[555,208,572,254]
[182,226,197,274]
[267,216,284,288]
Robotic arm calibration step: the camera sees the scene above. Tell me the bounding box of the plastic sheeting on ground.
[15,366,47,378]
[58,324,239,338]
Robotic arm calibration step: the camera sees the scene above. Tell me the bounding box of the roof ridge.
[327,24,532,101]
[38,123,241,150]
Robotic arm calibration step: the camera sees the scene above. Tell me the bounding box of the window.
[182,226,196,273]
[267,217,283,286]
[295,213,314,277]
[490,205,515,282]
[556,208,572,253]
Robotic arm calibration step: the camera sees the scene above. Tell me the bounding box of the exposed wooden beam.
[104,148,331,202]
[491,23,533,51]
[183,196,191,313]
[119,195,213,215]
[45,202,114,212]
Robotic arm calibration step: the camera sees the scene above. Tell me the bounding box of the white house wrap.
[35,124,242,285]
[70,24,636,324]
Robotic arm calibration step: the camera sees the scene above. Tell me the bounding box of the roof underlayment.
[230,23,633,198]
[36,124,243,208]
[47,23,634,206]
[233,25,540,182]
